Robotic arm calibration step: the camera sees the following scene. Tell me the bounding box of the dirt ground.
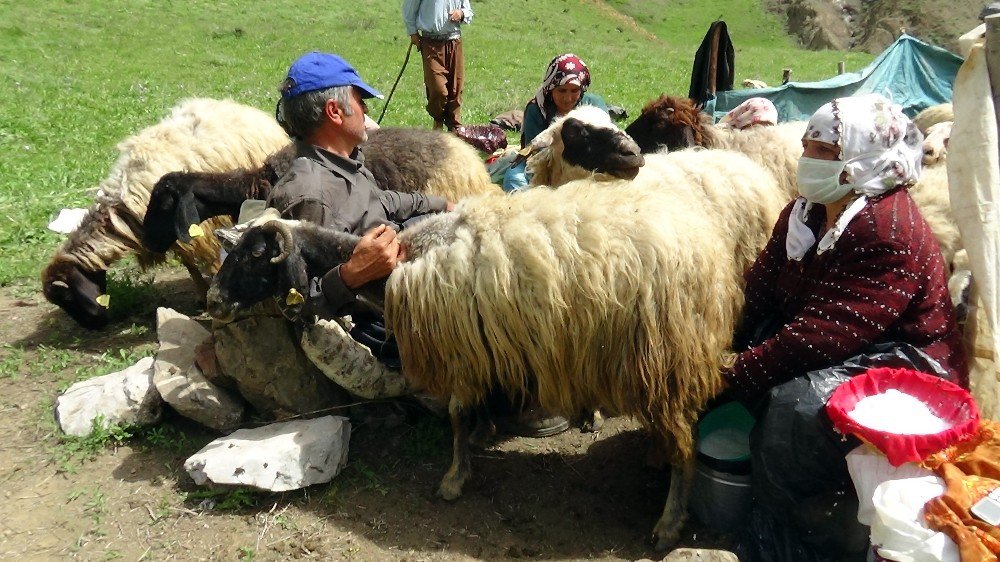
[0,269,729,561]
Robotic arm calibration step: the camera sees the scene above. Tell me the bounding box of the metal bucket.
[689,402,755,531]
[689,459,753,531]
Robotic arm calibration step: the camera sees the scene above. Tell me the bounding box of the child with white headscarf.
[720,94,968,561]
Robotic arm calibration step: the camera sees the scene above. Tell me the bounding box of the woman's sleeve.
[735,205,791,347]
[724,237,920,403]
[520,103,546,147]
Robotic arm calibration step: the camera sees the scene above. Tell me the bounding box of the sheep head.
[207,218,365,323]
[625,95,710,154]
[142,171,205,253]
[208,219,309,321]
[922,121,951,167]
[528,105,644,186]
[41,257,109,330]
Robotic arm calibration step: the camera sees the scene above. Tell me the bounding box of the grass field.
[0,0,873,289]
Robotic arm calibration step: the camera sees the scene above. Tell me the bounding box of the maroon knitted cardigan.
[724,188,969,403]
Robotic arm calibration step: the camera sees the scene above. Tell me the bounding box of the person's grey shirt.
[266,141,447,314]
[402,0,473,40]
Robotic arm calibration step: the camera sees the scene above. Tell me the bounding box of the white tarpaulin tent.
[949,22,1000,420]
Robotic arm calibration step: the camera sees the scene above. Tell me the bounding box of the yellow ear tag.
[95,294,111,308]
[285,288,305,306]
[188,224,204,238]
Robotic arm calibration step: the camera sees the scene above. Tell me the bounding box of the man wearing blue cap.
[403,0,473,130]
[270,51,453,364]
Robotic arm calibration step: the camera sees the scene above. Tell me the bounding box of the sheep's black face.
[143,172,200,253]
[560,117,644,180]
[208,228,283,321]
[42,261,109,330]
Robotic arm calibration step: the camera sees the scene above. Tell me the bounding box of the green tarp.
[704,34,964,122]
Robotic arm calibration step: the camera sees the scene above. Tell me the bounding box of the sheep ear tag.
[95,294,111,308]
[285,288,305,306]
[188,224,205,239]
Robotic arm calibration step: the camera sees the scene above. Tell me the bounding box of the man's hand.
[409,33,421,48]
[449,9,463,22]
[339,224,403,289]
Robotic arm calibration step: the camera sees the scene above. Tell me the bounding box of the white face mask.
[796,156,853,204]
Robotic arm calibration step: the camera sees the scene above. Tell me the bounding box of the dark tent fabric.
[704,34,963,123]
[688,21,736,106]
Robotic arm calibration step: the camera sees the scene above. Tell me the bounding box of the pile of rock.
[54,307,352,491]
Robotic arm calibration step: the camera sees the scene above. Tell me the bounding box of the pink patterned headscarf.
[719,97,778,129]
[530,53,591,120]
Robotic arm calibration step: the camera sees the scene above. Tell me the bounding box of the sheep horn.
[260,220,294,264]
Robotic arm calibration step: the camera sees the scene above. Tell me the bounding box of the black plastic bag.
[732,342,952,562]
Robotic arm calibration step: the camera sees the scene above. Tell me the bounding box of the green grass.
[2,0,873,294]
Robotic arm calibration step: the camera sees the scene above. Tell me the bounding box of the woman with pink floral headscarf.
[503,53,608,191]
[718,94,968,561]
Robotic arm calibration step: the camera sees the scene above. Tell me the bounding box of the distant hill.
[766,0,981,55]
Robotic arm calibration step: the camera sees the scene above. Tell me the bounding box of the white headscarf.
[786,94,924,260]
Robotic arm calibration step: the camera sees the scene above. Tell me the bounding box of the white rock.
[47,208,88,234]
[55,356,162,436]
[184,416,351,491]
[154,308,243,431]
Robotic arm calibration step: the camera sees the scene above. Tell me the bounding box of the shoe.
[498,406,569,438]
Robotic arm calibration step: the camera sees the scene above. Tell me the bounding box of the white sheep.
[42,98,290,329]
[913,102,954,134]
[922,121,952,166]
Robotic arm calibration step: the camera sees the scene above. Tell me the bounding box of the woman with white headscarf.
[721,94,968,561]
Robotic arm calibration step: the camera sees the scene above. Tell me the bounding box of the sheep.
[912,102,954,134]
[207,139,787,548]
[523,105,644,188]
[143,127,499,254]
[742,78,769,89]
[624,95,805,199]
[42,98,290,329]
[922,121,952,167]
[524,108,788,267]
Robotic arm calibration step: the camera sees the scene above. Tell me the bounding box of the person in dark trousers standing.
[402,0,472,131]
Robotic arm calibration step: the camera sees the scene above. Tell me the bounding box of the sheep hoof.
[580,409,604,433]
[650,515,686,551]
[437,478,464,501]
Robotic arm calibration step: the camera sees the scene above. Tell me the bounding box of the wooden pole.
[837,61,846,75]
[781,68,792,84]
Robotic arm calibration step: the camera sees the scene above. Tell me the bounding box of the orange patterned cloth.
[921,420,1000,562]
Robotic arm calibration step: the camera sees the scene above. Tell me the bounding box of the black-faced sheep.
[206,142,787,548]
[522,105,645,188]
[523,108,787,270]
[143,128,499,254]
[42,98,290,329]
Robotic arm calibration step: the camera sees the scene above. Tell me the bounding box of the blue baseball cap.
[281,51,383,100]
